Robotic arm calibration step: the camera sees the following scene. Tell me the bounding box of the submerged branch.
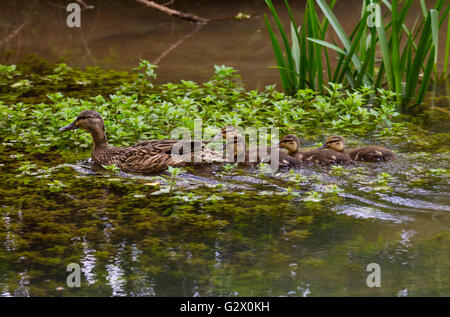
[153,24,203,64]
[135,0,209,24]
[0,18,30,47]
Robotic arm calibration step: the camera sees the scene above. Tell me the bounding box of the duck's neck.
[89,126,109,151]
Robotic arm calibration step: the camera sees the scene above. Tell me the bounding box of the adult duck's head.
[60,110,108,147]
[321,135,345,152]
[279,134,300,154]
[59,110,105,133]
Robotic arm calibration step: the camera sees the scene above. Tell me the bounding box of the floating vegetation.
[0,57,448,297]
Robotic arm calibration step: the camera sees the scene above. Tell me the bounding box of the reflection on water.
[0,133,449,296]
[336,205,413,223]
[0,0,447,89]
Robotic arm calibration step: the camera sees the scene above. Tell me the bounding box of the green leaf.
[306,38,346,55]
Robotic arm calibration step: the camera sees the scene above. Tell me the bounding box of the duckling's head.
[225,134,246,158]
[207,125,238,144]
[279,134,299,154]
[221,125,238,140]
[322,135,345,152]
[235,135,246,155]
[59,110,105,133]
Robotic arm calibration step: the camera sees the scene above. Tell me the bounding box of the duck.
[279,134,354,165]
[322,135,395,162]
[59,110,223,173]
[213,126,302,169]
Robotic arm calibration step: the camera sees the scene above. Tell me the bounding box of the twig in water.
[153,24,203,64]
[76,0,94,10]
[0,0,37,47]
[135,0,209,24]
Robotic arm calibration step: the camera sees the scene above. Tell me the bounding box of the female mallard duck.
[59,110,223,173]
[279,134,354,165]
[214,127,301,169]
[322,135,395,162]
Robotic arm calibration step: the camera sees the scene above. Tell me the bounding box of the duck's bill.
[318,144,327,149]
[59,121,77,132]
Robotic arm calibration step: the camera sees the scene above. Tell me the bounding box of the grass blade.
[306,38,346,55]
[265,0,297,89]
[263,13,291,92]
[391,0,403,103]
[444,11,450,77]
[430,9,439,64]
[290,22,301,76]
[315,0,369,86]
[416,47,435,105]
[375,3,394,91]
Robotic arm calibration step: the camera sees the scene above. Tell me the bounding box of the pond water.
[0,0,449,297]
[1,123,449,296]
[1,0,448,89]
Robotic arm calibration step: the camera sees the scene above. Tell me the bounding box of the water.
[1,0,448,89]
[0,0,449,297]
[0,134,449,296]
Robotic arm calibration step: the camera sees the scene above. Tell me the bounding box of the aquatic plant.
[0,56,448,297]
[0,58,406,158]
[264,0,449,111]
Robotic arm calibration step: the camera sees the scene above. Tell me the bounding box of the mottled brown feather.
[60,110,222,173]
[280,134,354,165]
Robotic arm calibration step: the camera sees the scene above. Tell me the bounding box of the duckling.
[59,110,222,173]
[279,134,354,165]
[224,132,302,169]
[323,135,395,162]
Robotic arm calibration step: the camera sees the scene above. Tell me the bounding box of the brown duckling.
[323,135,395,162]
[227,133,302,169]
[211,126,301,169]
[279,134,354,165]
[59,110,222,173]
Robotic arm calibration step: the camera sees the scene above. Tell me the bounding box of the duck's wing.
[119,146,185,173]
[132,139,180,152]
[278,151,302,168]
[347,146,395,162]
[133,139,206,154]
[257,147,302,169]
[301,149,353,165]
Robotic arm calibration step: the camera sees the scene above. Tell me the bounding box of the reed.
[264,0,449,111]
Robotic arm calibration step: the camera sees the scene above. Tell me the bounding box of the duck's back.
[257,147,302,168]
[346,146,395,162]
[294,149,353,165]
[231,146,301,169]
[93,145,185,173]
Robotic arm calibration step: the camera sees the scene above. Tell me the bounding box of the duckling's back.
[346,146,395,162]
[295,149,353,165]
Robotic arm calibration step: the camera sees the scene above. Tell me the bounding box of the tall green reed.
[264,0,449,112]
